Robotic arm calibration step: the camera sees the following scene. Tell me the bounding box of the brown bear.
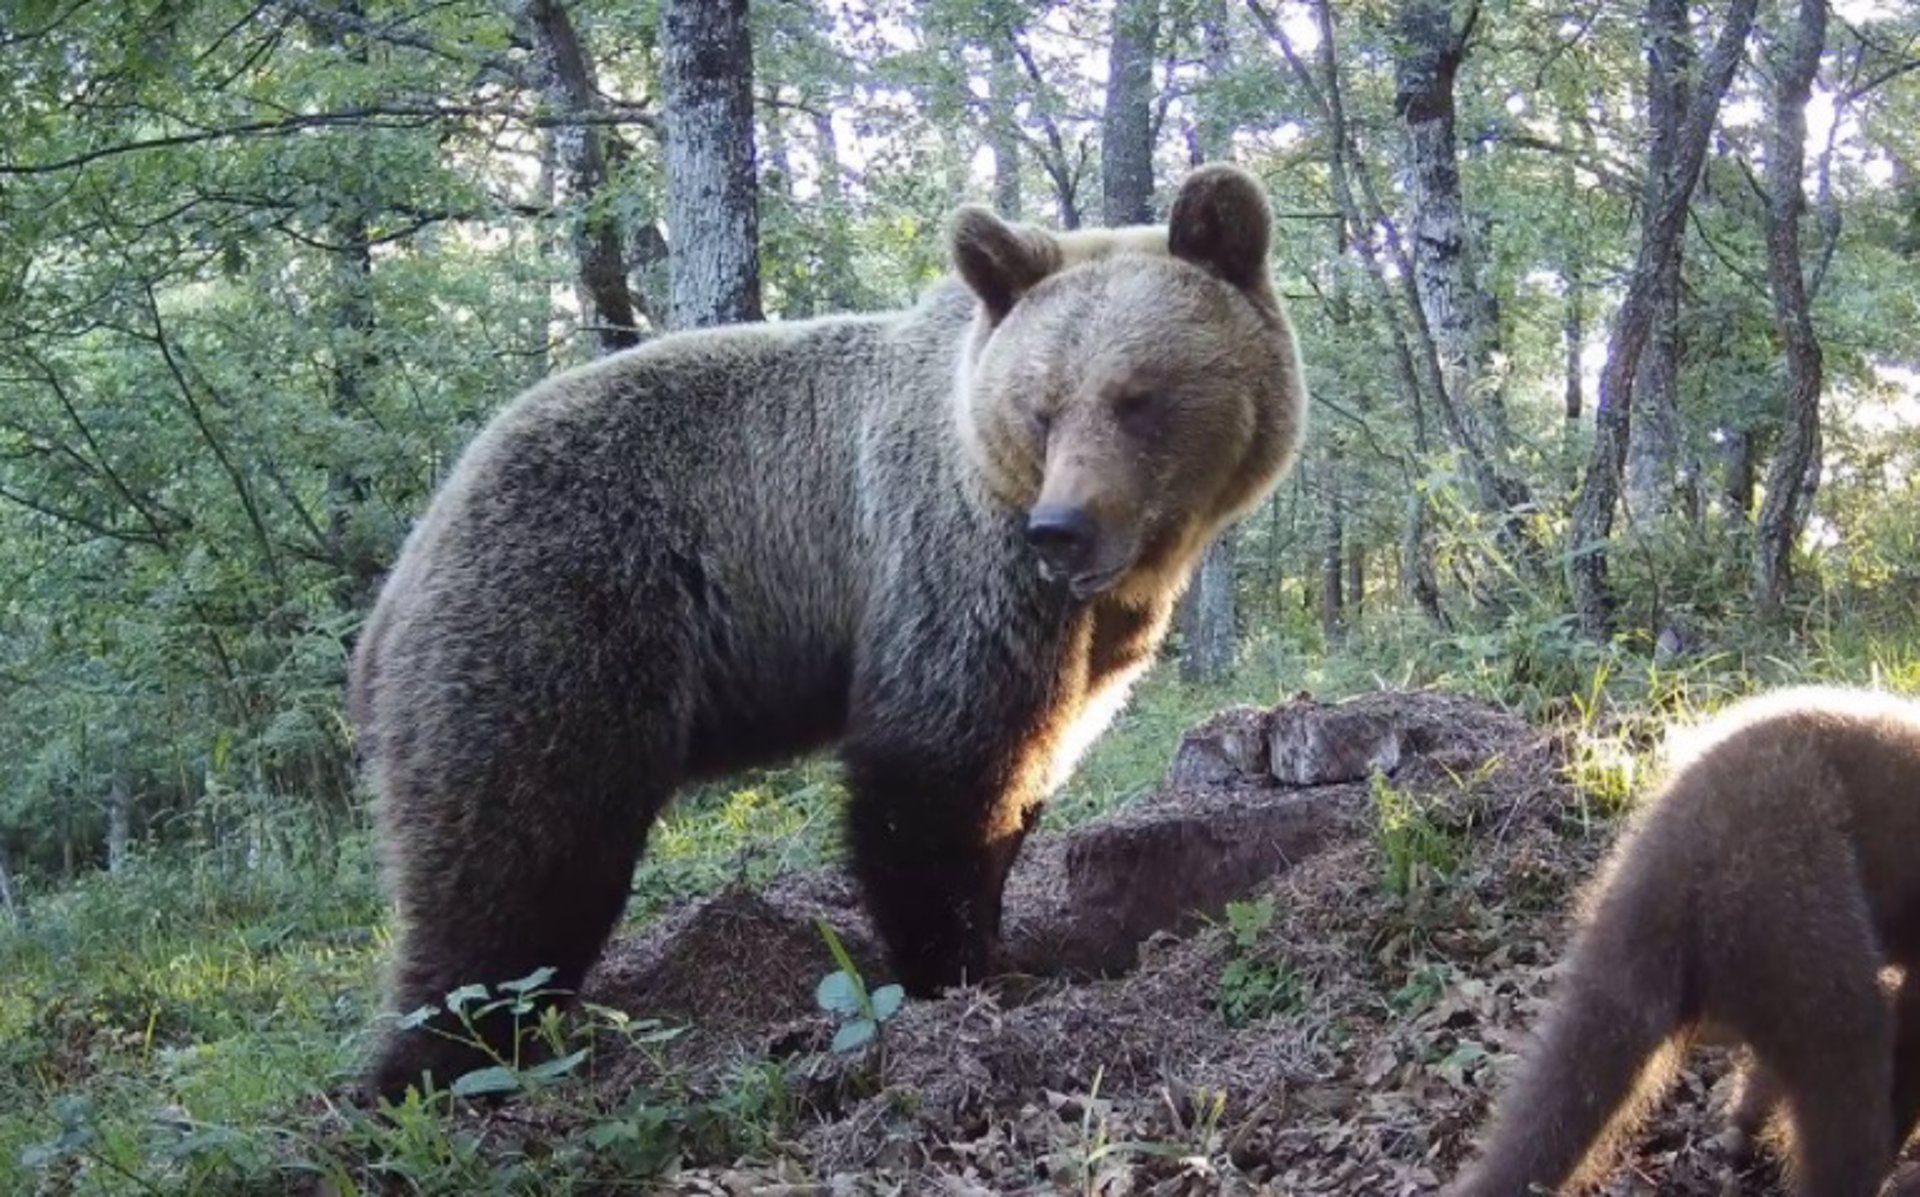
[1447,687,1920,1197]
[348,163,1307,1101]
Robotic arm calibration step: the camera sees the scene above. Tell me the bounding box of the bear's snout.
[1025,504,1095,579]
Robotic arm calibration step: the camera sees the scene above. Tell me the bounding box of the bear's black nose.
[1025,505,1095,576]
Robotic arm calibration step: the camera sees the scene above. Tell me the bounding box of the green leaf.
[499,966,556,995]
[585,1121,639,1148]
[815,970,862,1016]
[396,1004,439,1030]
[449,1065,520,1099]
[830,1019,876,1053]
[443,983,489,1013]
[522,1048,590,1085]
[813,917,862,981]
[869,984,905,1021]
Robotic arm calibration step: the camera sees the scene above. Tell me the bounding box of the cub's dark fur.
[1449,688,1920,1196]
[350,164,1307,1100]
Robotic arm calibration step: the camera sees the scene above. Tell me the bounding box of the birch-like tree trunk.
[1624,0,1691,523]
[1318,451,1345,639]
[514,0,641,351]
[811,104,858,313]
[1752,0,1827,615]
[106,766,131,875]
[989,36,1023,219]
[1395,0,1508,450]
[1101,0,1158,226]
[1567,0,1757,637]
[660,0,761,329]
[1177,0,1243,681]
[0,841,18,923]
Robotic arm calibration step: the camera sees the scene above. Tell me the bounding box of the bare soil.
[477,690,1895,1194]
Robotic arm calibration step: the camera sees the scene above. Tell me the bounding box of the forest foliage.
[1,0,1917,934]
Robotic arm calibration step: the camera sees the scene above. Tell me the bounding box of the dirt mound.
[541,689,1824,1193]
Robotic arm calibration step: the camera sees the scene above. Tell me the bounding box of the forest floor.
[8,634,1920,1195]
[371,689,1906,1195]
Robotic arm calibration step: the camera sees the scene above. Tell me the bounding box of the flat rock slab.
[1005,689,1539,976]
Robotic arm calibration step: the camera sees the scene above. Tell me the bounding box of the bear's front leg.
[841,740,1040,996]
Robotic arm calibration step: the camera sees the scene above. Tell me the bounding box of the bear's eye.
[1027,406,1052,441]
[1113,390,1162,431]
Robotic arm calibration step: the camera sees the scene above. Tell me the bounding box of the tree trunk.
[1624,0,1691,523]
[1196,0,1234,161]
[106,769,131,875]
[989,37,1023,218]
[1563,256,1584,427]
[1258,0,1534,561]
[514,0,641,352]
[1348,541,1365,617]
[1395,0,1508,450]
[1752,0,1826,616]
[1318,452,1345,639]
[1567,0,1757,638]
[1402,489,1446,628]
[0,840,19,924]
[1179,528,1239,682]
[660,0,762,329]
[1101,0,1158,226]
[1719,427,1755,520]
[1174,0,1241,682]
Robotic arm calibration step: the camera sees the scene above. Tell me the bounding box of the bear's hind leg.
[368,782,664,1104]
[363,625,689,1104]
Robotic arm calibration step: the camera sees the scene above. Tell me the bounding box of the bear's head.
[950,164,1305,603]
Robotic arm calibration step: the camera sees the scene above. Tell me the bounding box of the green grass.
[7,618,1920,1192]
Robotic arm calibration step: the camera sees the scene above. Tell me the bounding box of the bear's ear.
[1168,164,1274,300]
[950,205,1061,323]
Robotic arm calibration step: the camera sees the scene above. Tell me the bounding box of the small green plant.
[1373,774,1463,899]
[1214,896,1305,1026]
[1389,961,1454,1015]
[392,967,588,1101]
[812,919,904,1054]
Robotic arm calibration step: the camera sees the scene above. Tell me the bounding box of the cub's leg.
[1725,877,1893,1197]
[1726,1057,1783,1161]
[1891,972,1920,1151]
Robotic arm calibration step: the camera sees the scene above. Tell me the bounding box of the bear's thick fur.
[350,164,1306,1100]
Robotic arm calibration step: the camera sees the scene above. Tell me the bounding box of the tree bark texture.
[1719,427,1755,520]
[1196,0,1234,162]
[1101,0,1158,226]
[1259,0,1534,555]
[660,0,762,329]
[0,840,18,923]
[1567,0,1758,638]
[1395,0,1508,451]
[1318,451,1345,639]
[515,0,641,351]
[989,36,1023,219]
[1174,0,1241,682]
[1624,0,1691,523]
[106,768,130,874]
[1179,527,1240,682]
[1752,0,1826,616]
